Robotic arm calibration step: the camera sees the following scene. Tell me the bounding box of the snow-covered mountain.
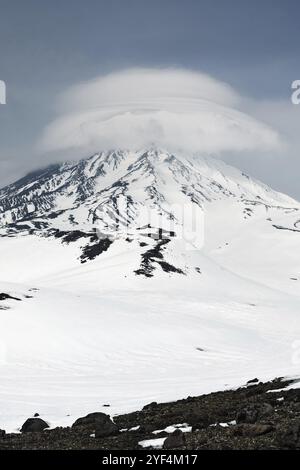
[0,148,298,278]
[0,148,300,432]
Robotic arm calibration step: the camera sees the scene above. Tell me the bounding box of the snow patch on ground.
[139,437,166,449]
[152,423,192,434]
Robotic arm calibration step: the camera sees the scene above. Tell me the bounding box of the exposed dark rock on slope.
[0,378,299,450]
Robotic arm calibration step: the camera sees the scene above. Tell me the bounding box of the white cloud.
[38,68,281,157]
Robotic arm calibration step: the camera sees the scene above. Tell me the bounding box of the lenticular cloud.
[39,68,280,156]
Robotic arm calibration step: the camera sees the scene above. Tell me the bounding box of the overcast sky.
[0,0,300,199]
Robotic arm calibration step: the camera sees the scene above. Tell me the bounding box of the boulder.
[233,424,273,437]
[163,429,186,449]
[72,412,118,437]
[247,378,259,385]
[236,406,258,424]
[249,424,274,436]
[21,418,49,433]
[0,429,5,438]
[95,421,119,438]
[187,411,210,430]
[236,402,273,424]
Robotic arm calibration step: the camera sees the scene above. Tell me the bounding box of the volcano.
[0,148,299,432]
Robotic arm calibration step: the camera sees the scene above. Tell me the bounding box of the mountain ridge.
[0,148,298,231]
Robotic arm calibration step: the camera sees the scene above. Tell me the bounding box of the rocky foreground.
[1,378,300,450]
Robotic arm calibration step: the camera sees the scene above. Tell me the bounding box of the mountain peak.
[0,148,298,277]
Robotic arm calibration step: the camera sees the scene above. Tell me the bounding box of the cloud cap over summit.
[39,68,281,158]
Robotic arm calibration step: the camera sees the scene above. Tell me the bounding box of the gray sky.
[0,0,300,199]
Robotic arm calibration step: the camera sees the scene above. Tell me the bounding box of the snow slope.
[0,149,300,432]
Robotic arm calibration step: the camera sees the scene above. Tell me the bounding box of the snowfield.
[0,237,300,432]
[0,149,300,432]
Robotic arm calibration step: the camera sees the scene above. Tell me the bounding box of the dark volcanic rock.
[134,239,184,277]
[0,430,5,438]
[0,293,21,301]
[95,422,119,438]
[21,418,49,433]
[0,377,297,450]
[276,422,300,449]
[163,429,186,449]
[138,423,156,433]
[233,424,273,437]
[236,406,257,424]
[80,238,113,263]
[142,402,158,411]
[247,378,259,385]
[260,402,274,417]
[72,412,118,437]
[188,412,210,431]
[236,402,273,424]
